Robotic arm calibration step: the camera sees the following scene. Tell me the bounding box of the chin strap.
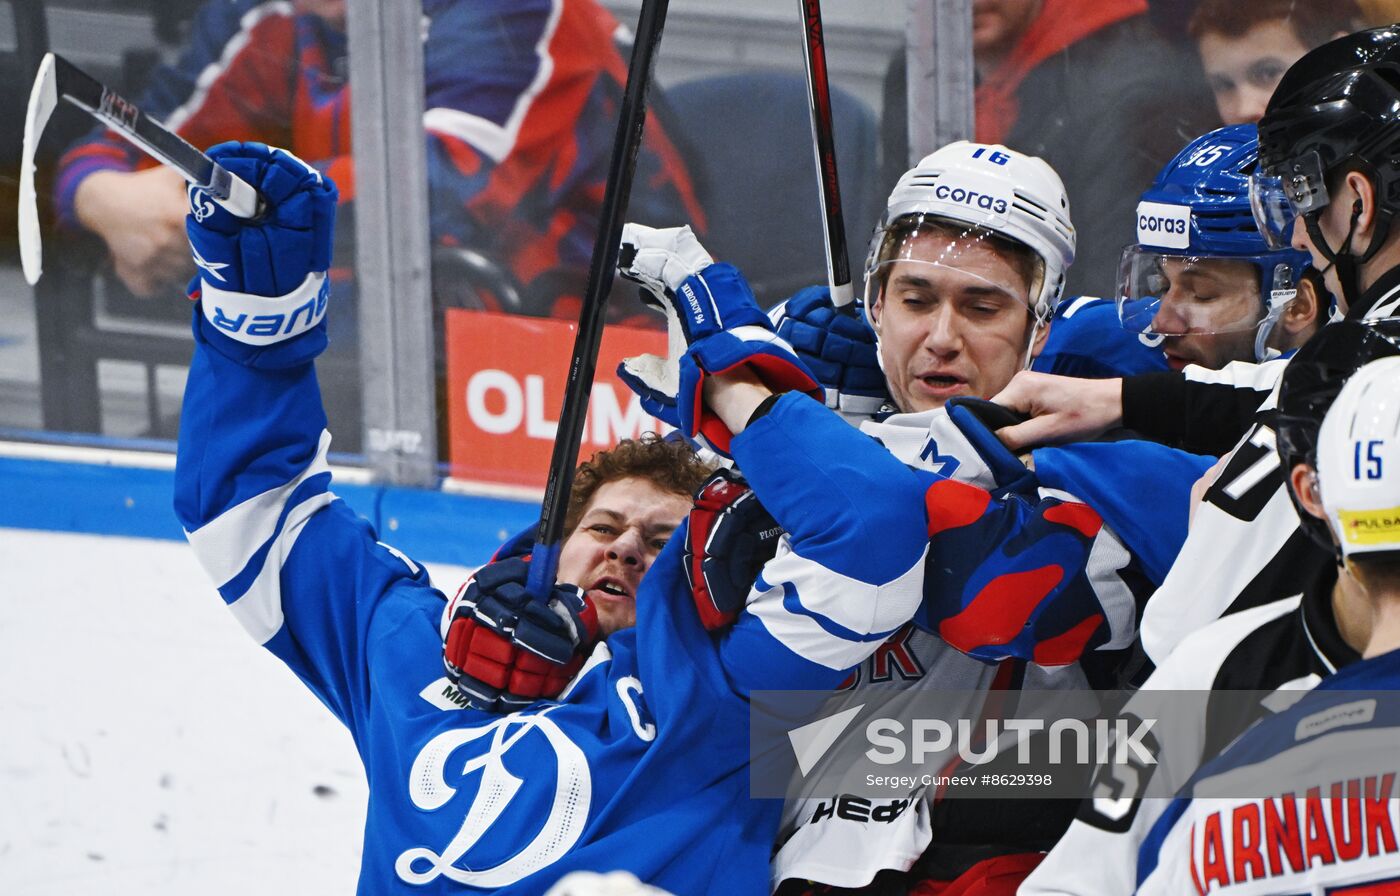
[1253,300,1286,362]
[1253,269,1299,362]
[1306,200,1394,317]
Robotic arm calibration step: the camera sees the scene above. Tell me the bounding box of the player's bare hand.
[74,167,192,297]
[990,371,1123,450]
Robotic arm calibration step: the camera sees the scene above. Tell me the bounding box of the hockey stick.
[19,52,262,286]
[525,0,671,600]
[797,0,855,308]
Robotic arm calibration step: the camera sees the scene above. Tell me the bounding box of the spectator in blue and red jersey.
[55,0,705,320]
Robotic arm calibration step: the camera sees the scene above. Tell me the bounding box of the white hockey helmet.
[1317,356,1400,560]
[863,141,1076,323]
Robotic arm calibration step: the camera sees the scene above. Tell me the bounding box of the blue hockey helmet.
[1118,125,1314,362]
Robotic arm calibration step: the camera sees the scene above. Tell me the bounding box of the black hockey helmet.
[1251,26,1400,314]
[1276,317,1400,549]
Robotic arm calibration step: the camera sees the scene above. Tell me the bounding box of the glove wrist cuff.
[198,271,328,346]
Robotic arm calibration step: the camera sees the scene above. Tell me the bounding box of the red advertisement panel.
[444,309,670,490]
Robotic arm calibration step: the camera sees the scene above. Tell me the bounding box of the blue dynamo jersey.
[172,311,934,892]
[1033,296,1169,380]
[1134,648,1400,895]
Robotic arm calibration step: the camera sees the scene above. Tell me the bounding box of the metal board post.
[346,0,439,485]
[906,0,974,164]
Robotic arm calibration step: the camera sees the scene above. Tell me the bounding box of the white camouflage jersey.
[1024,557,1357,895]
[1133,647,1400,896]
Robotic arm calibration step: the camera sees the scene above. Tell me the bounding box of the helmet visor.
[863,214,1044,316]
[1116,248,1283,336]
[1248,150,1330,250]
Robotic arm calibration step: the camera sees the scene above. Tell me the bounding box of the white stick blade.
[20,54,59,286]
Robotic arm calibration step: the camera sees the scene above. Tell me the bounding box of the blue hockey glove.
[186,142,338,349]
[440,556,600,712]
[615,224,821,455]
[920,485,1114,666]
[770,286,886,419]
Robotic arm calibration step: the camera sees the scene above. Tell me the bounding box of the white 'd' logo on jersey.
[394,706,592,887]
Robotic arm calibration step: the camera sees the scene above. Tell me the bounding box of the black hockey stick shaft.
[526,0,670,599]
[798,0,855,308]
[48,54,261,216]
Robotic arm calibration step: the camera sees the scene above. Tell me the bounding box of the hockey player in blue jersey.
[1029,295,1170,380]
[993,121,1330,453]
[993,123,1329,459]
[1134,355,1400,895]
[172,140,961,893]
[1116,123,1320,373]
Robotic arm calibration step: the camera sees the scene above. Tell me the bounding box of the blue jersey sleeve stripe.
[1136,796,1193,887]
[732,394,931,586]
[184,429,334,585]
[758,571,902,645]
[223,490,337,644]
[748,547,928,671]
[777,580,900,645]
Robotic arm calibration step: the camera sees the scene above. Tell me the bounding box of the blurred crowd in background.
[2,0,1396,454]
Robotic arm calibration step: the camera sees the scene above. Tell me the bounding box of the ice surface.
[0,527,470,894]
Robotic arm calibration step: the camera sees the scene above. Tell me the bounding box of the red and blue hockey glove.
[441,557,600,712]
[770,285,887,420]
[615,224,822,455]
[185,142,338,353]
[915,399,1115,666]
[685,468,784,631]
